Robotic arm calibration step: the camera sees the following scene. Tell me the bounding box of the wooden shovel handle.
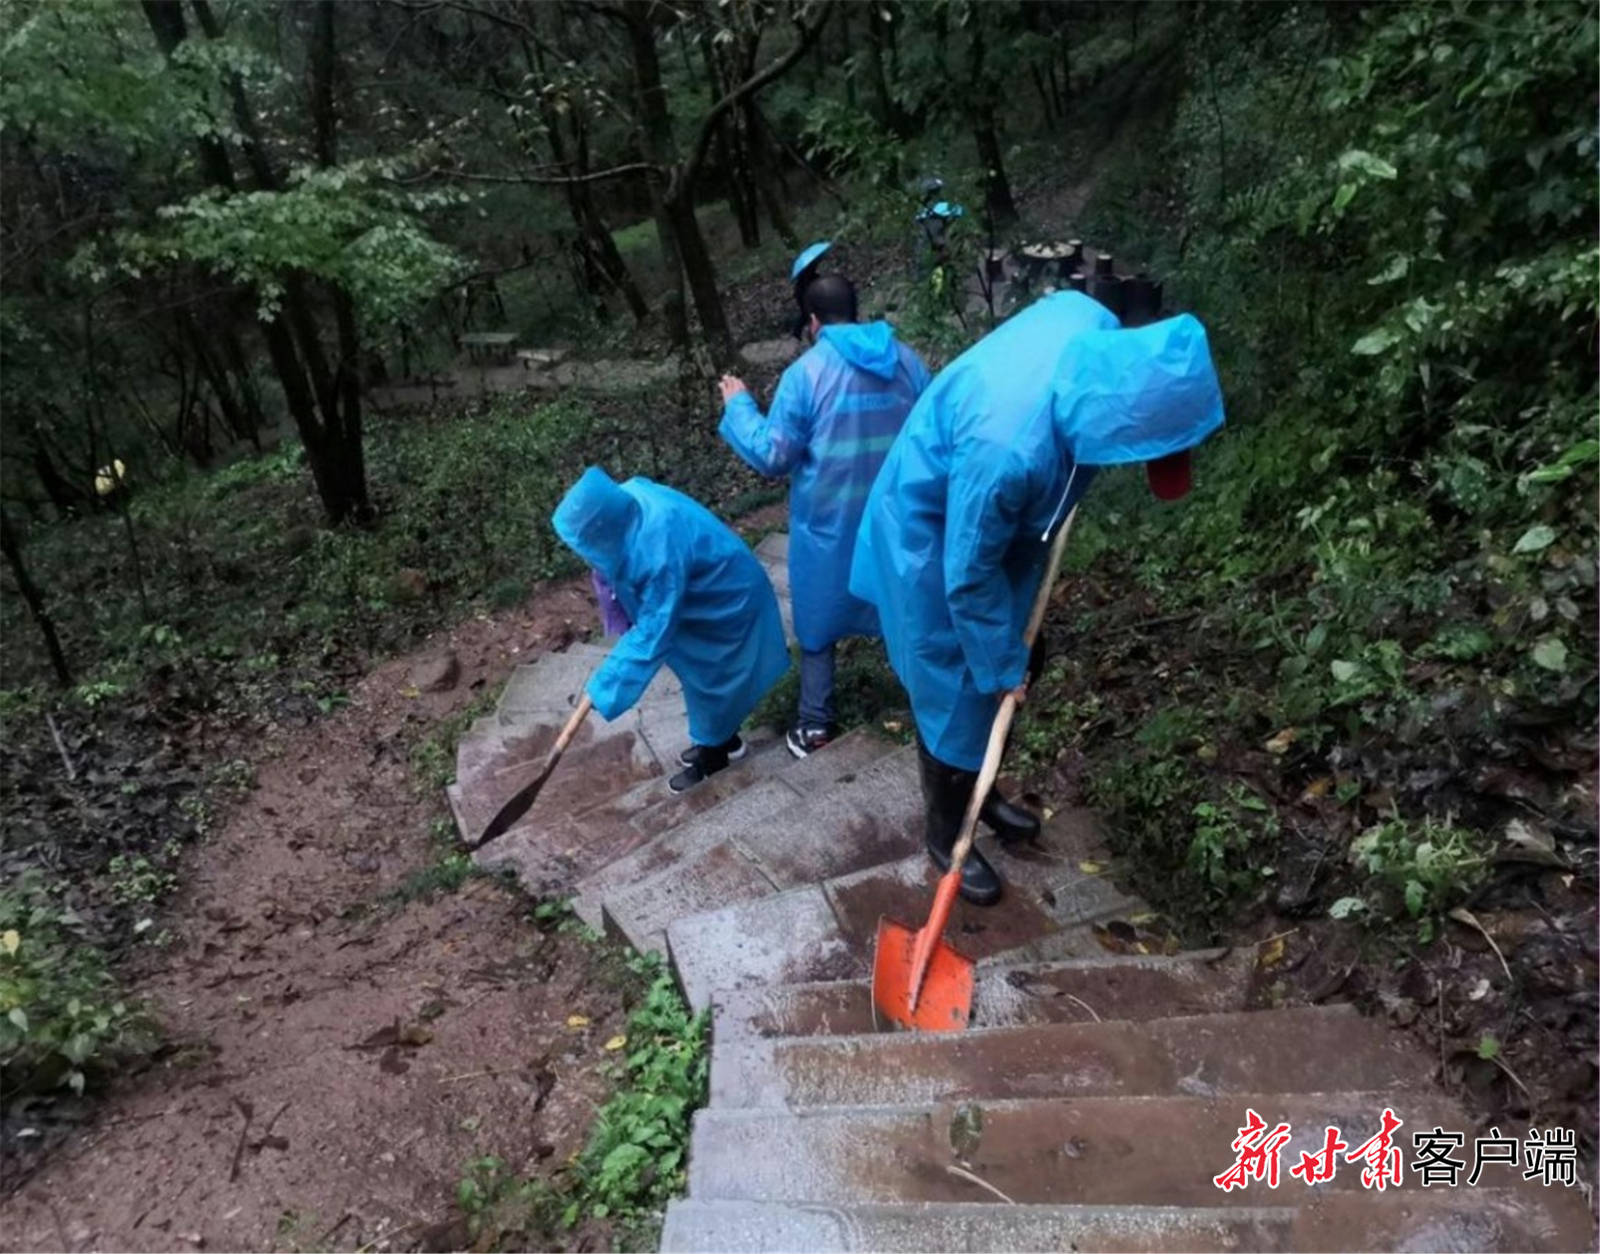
[947,507,1078,876]
[551,693,594,761]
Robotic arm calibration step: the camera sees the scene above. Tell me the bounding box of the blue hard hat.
[790,240,832,281]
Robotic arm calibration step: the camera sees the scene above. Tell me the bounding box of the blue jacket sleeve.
[944,441,1032,696]
[718,364,813,478]
[586,567,681,720]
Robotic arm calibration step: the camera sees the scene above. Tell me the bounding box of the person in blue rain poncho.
[718,274,932,759]
[850,291,1225,904]
[553,468,789,794]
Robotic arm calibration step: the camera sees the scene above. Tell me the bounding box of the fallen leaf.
[565,1014,590,1030]
[1258,936,1286,969]
[1300,776,1334,801]
[400,686,421,699]
[1502,818,1563,867]
[1467,977,1491,1001]
[1,930,18,956]
[1078,860,1103,875]
[603,1035,627,1051]
[882,720,903,733]
[1264,727,1298,755]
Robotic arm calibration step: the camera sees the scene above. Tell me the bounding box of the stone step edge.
[659,1198,1299,1254]
[722,999,1360,1063]
[598,744,923,941]
[662,846,1145,1005]
[688,1087,1458,1126]
[568,731,902,929]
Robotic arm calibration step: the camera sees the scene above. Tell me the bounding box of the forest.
[1,0,1596,1248]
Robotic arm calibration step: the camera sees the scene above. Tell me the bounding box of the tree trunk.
[524,26,649,323]
[622,2,691,339]
[29,434,87,519]
[0,511,73,686]
[181,308,255,449]
[668,193,735,366]
[622,0,733,365]
[307,0,371,525]
[703,35,759,249]
[865,5,910,137]
[969,17,1019,228]
[745,100,798,250]
[168,0,370,523]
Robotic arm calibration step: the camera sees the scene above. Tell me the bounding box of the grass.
[449,947,707,1253]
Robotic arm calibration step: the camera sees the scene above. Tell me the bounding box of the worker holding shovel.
[850,290,1225,905]
[553,467,789,794]
[718,274,932,759]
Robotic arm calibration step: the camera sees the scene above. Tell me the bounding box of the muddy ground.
[1,577,649,1253]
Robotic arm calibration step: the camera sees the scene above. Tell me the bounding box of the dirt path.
[1,578,643,1253]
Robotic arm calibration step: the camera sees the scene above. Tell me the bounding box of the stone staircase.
[451,535,1590,1253]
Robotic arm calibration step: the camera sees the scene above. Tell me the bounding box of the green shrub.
[0,874,155,1099]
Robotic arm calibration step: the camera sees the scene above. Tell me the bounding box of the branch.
[682,7,829,193]
[413,161,656,187]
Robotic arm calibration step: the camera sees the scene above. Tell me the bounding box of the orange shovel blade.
[871,905,975,1033]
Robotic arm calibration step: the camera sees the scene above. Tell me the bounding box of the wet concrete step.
[569,730,897,931]
[660,1198,1295,1253]
[451,714,662,848]
[1285,1185,1595,1252]
[493,644,684,729]
[660,1190,1589,1253]
[494,642,610,719]
[709,949,1259,1043]
[687,1091,1474,1207]
[570,731,786,853]
[710,1004,1429,1110]
[603,746,923,957]
[754,533,793,640]
[666,812,1139,1011]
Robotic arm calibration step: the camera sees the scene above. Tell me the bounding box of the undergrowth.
[452,947,707,1253]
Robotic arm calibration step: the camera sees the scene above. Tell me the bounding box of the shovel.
[468,693,593,850]
[872,506,1078,1032]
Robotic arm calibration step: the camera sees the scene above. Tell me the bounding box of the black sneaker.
[785,726,832,759]
[677,735,746,768]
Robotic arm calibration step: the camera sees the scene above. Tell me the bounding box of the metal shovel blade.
[871,914,975,1033]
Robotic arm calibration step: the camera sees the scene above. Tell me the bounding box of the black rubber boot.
[916,739,1002,907]
[981,787,1041,846]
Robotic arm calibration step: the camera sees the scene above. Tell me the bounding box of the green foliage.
[106,843,180,908]
[1342,816,1490,931]
[568,961,706,1223]
[386,852,485,906]
[87,157,467,326]
[450,955,707,1246]
[1040,0,1599,940]
[410,690,498,796]
[0,873,155,1100]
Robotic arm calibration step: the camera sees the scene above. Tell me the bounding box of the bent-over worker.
[553,467,788,794]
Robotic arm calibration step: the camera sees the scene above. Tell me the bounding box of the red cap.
[1146,449,1193,501]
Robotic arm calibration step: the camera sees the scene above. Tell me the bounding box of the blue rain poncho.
[553,468,789,747]
[720,321,931,651]
[849,293,1224,770]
